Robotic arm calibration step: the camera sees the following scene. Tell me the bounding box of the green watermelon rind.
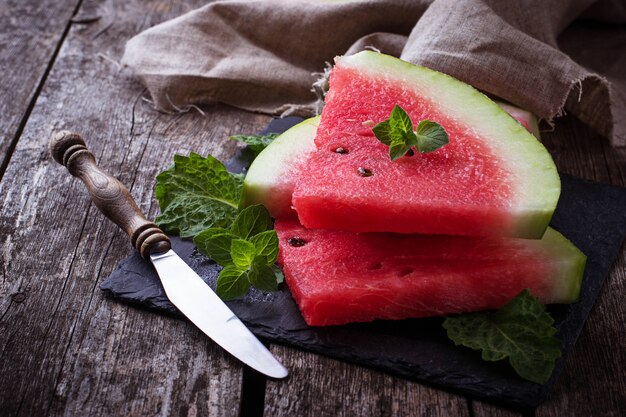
[337,52,561,239]
[541,228,586,303]
[241,117,320,217]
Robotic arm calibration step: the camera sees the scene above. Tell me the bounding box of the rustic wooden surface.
[0,1,624,416]
[0,0,81,175]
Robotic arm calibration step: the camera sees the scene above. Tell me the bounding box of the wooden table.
[1,1,624,416]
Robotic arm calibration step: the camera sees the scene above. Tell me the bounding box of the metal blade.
[150,250,288,379]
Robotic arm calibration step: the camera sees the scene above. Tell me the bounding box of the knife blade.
[49,131,288,379]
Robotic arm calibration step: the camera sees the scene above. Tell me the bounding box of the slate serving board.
[101,117,626,409]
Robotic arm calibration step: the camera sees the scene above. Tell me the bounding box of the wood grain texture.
[472,401,529,417]
[0,0,81,175]
[0,0,269,416]
[264,345,470,417]
[0,0,625,416]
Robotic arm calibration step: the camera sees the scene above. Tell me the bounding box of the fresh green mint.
[155,153,243,237]
[229,133,280,156]
[154,149,283,300]
[230,204,273,239]
[194,204,281,300]
[443,289,561,384]
[372,105,448,160]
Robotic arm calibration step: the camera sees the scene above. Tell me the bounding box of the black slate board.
[101,117,626,409]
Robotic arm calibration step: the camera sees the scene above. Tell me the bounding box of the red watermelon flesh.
[292,52,559,238]
[297,67,512,236]
[276,220,585,326]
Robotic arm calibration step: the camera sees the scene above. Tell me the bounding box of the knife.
[49,131,288,379]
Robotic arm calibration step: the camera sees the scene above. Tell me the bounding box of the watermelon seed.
[367,262,382,270]
[397,267,414,277]
[406,148,415,157]
[288,237,307,247]
[358,167,373,177]
[334,147,349,154]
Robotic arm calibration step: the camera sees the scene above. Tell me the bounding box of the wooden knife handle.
[49,131,171,259]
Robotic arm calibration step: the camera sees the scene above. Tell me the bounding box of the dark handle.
[49,131,171,259]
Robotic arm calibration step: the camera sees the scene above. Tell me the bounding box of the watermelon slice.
[243,101,542,219]
[276,220,585,326]
[291,52,560,238]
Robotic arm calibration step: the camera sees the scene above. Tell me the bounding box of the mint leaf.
[197,227,282,300]
[372,120,394,146]
[372,105,447,160]
[231,238,256,269]
[193,204,281,299]
[248,260,278,292]
[389,105,415,138]
[155,153,242,237]
[443,290,561,384]
[230,204,273,240]
[415,120,449,153]
[229,133,280,156]
[250,230,279,264]
[155,147,283,300]
[388,141,412,161]
[194,228,237,266]
[216,265,250,300]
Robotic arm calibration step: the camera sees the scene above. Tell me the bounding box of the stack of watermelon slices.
[242,51,585,327]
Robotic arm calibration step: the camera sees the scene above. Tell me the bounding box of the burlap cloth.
[122,0,626,146]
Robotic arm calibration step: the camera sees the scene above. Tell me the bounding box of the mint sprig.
[443,289,561,384]
[194,205,281,300]
[229,133,280,156]
[372,105,448,160]
[155,153,243,237]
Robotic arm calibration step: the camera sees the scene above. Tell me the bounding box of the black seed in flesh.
[367,262,383,270]
[334,147,348,154]
[288,237,307,247]
[398,267,414,277]
[406,148,415,156]
[358,167,373,177]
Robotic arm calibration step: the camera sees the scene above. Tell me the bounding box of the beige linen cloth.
[122,0,626,145]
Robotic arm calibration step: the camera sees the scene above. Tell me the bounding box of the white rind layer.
[241,117,319,217]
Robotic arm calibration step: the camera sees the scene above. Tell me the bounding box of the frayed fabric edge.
[543,73,625,147]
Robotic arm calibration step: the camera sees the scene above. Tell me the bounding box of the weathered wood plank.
[264,345,470,417]
[540,117,614,183]
[472,401,527,417]
[1,0,624,416]
[0,0,270,416]
[0,0,81,175]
